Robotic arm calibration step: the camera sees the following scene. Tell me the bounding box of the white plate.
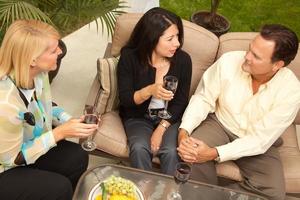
[89,180,144,200]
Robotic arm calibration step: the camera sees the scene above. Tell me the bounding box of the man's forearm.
[178,128,189,144]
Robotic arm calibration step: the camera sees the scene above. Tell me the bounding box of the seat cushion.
[216,161,243,181]
[94,111,129,157]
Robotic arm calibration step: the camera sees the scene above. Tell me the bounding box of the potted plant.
[191,0,230,37]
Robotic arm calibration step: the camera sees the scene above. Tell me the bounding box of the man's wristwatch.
[214,156,220,162]
[214,149,220,162]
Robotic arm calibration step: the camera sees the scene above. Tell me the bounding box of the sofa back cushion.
[111,13,219,96]
[86,57,119,115]
[217,32,258,58]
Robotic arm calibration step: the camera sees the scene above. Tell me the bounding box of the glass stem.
[86,135,93,142]
[176,182,182,194]
[86,131,95,143]
[164,100,169,111]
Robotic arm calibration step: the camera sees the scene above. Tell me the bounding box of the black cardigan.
[117,48,192,124]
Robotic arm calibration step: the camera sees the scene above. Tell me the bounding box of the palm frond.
[0,0,52,31]
[50,0,127,37]
[0,0,127,43]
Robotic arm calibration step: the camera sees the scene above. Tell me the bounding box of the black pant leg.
[0,167,73,200]
[32,140,88,190]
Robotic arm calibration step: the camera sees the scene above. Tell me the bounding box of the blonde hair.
[0,20,60,88]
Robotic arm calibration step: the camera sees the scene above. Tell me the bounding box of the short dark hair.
[260,24,299,66]
[124,7,183,70]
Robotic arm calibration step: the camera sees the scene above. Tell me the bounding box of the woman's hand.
[52,116,98,142]
[150,125,166,155]
[134,83,173,104]
[177,136,197,163]
[150,83,174,101]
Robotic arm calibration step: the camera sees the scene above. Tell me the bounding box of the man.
[177,24,300,200]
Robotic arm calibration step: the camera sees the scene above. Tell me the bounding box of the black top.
[117,48,192,124]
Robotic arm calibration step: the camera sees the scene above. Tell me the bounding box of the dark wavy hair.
[124,7,183,70]
[260,24,299,66]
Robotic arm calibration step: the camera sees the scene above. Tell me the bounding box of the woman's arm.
[117,49,160,106]
[52,102,72,126]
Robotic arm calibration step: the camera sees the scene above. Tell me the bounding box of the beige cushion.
[217,32,258,58]
[289,47,300,125]
[288,46,300,81]
[279,125,300,193]
[216,161,243,181]
[181,20,219,96]
[111,13,142,57]
[86,57,119,115]
[94,111,129,157]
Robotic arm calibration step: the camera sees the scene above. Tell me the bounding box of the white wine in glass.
[158,75,178,119]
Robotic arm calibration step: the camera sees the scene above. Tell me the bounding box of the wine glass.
[167,162,191,200]
[81,105,99,151]
[158,75,178,119]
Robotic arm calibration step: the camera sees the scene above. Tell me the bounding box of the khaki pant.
[190,114,285,200]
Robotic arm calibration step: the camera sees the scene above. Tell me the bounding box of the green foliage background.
[160,0,300,38]
[0,0,125,43]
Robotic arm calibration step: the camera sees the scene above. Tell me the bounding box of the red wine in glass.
[81,106,99,151]
[168,162,191,200]
[174,165,191,184]
[84,114,98,124]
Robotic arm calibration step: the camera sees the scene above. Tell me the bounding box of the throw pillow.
[94,57,119,115]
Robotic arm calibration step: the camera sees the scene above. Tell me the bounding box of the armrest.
[294,110,300,125]
[292,110,300,151]
[103,43,112,58]
[296,125,300,151]
[85,75,100,108]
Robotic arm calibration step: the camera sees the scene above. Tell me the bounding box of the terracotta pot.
[191,11,230,37]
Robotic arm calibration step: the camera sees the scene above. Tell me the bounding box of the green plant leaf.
[0,0,127,43]
[0,0,52,30]
[49,0,126,37]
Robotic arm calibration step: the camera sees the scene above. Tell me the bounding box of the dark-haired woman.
[117,7,192,175]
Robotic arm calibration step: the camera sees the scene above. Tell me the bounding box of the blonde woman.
[0,20,97,200]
